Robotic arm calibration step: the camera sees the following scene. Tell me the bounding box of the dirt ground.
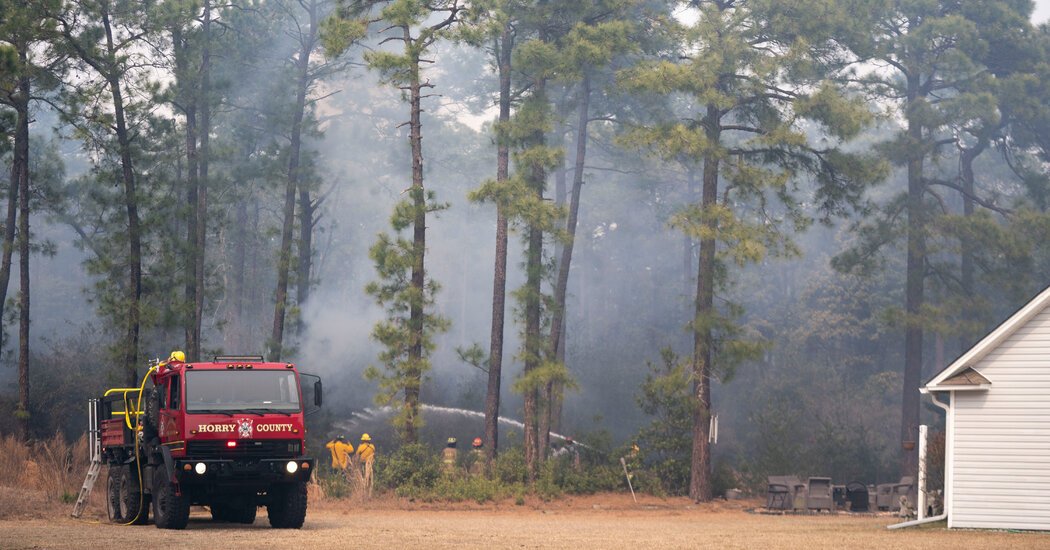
[2,493,1048,549]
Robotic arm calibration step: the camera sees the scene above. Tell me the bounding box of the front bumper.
[175,457,314,486]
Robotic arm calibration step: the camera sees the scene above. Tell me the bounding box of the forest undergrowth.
[0,433,744,520]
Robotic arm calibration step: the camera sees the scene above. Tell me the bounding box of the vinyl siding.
[951,309,1050,530]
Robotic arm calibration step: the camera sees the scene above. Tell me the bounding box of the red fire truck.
[97,351,322,529]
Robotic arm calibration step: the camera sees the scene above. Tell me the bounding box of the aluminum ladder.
[72,399,101,518]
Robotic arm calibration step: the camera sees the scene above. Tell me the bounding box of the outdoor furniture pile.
[806,477,833,512]
[765,475,805,510]
[875,476,914,511]
[766,475,908,513]
[845,481,870,512]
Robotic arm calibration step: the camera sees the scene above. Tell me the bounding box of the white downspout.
[887,512,947,529]
[888,390,950,529]
[918,424,927,519]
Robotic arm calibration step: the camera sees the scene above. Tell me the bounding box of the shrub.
[541,458,622,495]
[632,349,694,496]
[399,475,519,503]
[375,443,441,491]
[316,469,351,499]
[492,447,527,485]
[711,460,738,498]
[534,462,562,501]
[628,469,667,497]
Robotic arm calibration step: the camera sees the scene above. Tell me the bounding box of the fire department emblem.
[237,418,254,438]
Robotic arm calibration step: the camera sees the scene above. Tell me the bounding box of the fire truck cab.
[97,352,321,529]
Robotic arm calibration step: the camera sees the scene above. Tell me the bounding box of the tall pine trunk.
[99,9,143,387]
[296,187,313,333]
[403,24,427,444]
[0,61,22,366]
[522,77,548,480]
[485,26,513,461]
[183,104,199,356]
[193,0,212,361]
[13,46,30,442]
[544,74,591,449]
[689,104,720,502]
[958,139,985,354]
[270,3,316,361]
[172,22,201,361]
[901,72,925,482]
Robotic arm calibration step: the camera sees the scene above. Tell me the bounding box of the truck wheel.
[267,482,307,529]
[152,467,190,529]
[119,465,149,525]
[106,467,124,523]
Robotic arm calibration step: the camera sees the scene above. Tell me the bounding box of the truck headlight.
[285,461,298,474]
[195,462,207,475]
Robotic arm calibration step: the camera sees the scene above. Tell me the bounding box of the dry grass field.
[3,492,1049,549]
[1,435,1047,549]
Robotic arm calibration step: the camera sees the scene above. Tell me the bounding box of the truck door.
[159,374,182,442]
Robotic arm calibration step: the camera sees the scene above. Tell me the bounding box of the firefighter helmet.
[473,437,483,448]
[169,350,186,362]
[447,437,457,446]
[360,433,371,442]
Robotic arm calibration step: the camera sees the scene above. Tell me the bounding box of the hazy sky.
[1037,0,1050,23]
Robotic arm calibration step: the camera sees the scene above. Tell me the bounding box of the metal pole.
[918,424,927,520]
[88,398,100,462]
[88,399,94,462]
[620,457,637,503]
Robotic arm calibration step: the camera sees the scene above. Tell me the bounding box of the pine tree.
[458,0,520,462]
[504,0,565,479]
[52,0,165,385]
[0,0,62,441]
[329,0,463,442]
[541,1,636,454]
[620,0,879,501]
[269,0,331,361]
[834,0,1038,482]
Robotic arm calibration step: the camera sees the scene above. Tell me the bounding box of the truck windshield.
[185,370,301,413]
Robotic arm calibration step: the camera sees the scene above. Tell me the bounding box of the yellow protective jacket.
[357,441,375,463]
[326,440,355,469]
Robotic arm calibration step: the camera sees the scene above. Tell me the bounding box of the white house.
[923,285,1050,530]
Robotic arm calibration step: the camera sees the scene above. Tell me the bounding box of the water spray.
[335,403,591,449]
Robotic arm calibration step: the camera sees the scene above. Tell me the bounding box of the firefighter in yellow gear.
[325,435,354,470]
[442,437,458,475]
[357,433,376,496]
[625,442,641,482]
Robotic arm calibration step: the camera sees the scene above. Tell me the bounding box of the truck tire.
[267,482,307,529]
[106,467,124,523]
[152,467,190,529]
[119,465,149,525]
